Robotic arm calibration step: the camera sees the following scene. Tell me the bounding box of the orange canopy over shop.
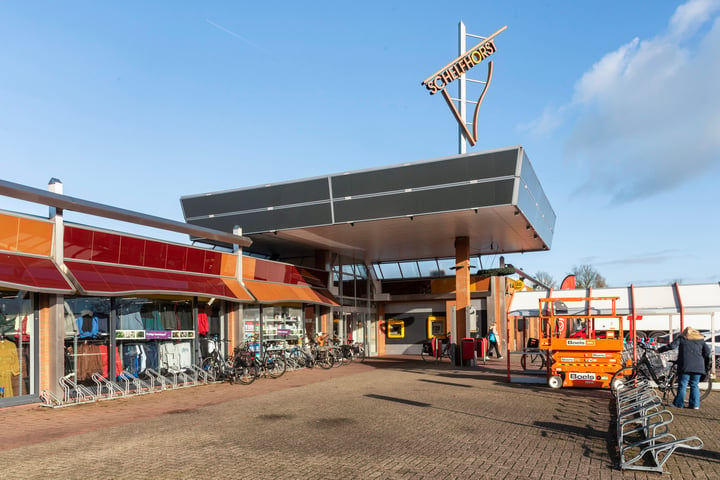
[242,279,338,306]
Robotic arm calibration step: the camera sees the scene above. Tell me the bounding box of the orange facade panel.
[0,213,53,256]
[431,276,491,294]
[220,253,237,278]
[220,277,254,302]
[243,280,338,306]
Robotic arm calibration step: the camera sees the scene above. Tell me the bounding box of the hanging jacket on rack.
[144,343,159,371]
[98,345,123,379]
[0,339,19,397]
[198,310,209,336]
[177,342,192,369]
[77,314,99,339]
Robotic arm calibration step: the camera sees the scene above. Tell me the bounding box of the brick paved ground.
[0,356,718,479]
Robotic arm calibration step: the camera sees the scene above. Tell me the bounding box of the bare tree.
[532,271,556,290]
[570,265,607,288]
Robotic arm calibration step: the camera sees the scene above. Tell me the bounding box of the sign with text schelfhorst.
[422,25,507,147]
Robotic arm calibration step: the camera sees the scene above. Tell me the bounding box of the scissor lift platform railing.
[540,296,626,389]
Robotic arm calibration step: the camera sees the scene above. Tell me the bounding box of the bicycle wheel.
[610,366,638,397]
[343,346,354,364]
[304,351,316,368]
[201,357,219,380]
[421,347,440,364]
[355,344,366,362]
[520,352,546,371]
[671,372,712,403]
[330,347,343,368]
[235,365,257,385]
[318,349,334,369]
[265,354,286,378]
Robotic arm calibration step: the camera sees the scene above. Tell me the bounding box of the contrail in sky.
[205,18,265,52]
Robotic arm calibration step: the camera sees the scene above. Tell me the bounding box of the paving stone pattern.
[0,357,718,479]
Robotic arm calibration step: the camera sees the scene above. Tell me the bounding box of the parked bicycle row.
[200,335,366,385]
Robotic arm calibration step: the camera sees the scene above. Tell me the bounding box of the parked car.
[703,333,720,369]
[648,330,719,369]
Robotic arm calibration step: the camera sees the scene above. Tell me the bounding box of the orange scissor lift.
[539,296,625,389]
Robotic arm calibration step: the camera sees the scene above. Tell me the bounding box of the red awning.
[0,252,74,294]
[65,260,253,302]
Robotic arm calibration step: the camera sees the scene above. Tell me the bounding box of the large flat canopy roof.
[181,146,556,263]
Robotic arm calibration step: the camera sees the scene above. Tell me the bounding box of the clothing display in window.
[198,310,209,336]
[160,304,175,330]
[118,311,144,330]
[64,303,78,337]
[73,343,103,381]
[121,344,146,376]
[176,304,193,330]
[0,313,32,342]
[144,343,159,371]
[140,307,162,331]
[177,342,192,369]
[98,345,122,379]
[160,342,181,372]
[76,312,99,338]
[0,312,14,336]
[96,313,109,334]
[0,339,19,397]
[15,314,30,342]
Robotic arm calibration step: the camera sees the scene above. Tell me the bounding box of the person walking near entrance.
[657,327,711,409]
[487,324,503,359]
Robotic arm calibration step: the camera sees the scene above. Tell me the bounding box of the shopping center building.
[0,145,555,407]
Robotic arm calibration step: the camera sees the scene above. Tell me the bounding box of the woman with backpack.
[487,323,503,359]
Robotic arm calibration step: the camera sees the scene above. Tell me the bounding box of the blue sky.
[1,1,719,288]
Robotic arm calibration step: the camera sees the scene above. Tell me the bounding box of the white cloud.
[668,0,720,37]
[535,0,720,203]
[518,105,565,136]
[573,37,639,105]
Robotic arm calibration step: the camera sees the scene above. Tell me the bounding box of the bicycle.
[306,336,335,369]
[351,341,366,362]
[200,336,234,382]
[520,338,547,370]
[232,340,287,385]
[327,337,348,367]
[610,343,712,403]
[284,344,316,370]
[421,334,451,363]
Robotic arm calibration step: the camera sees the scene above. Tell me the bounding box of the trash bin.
[432,337,443,357]
[462,338,476,366]
[476,337,487,362]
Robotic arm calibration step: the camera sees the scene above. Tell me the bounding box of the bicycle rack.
[189,364,210,384]
[168,369,195,388]
[118,371,154,395]
[58,374,96,405]
[91,372,125,400]
[40,362,220,408]
[615,379,704,472]
[144,368,169,391]
[39,389,64,408]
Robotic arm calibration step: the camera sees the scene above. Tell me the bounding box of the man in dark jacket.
[658,327,712,409]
